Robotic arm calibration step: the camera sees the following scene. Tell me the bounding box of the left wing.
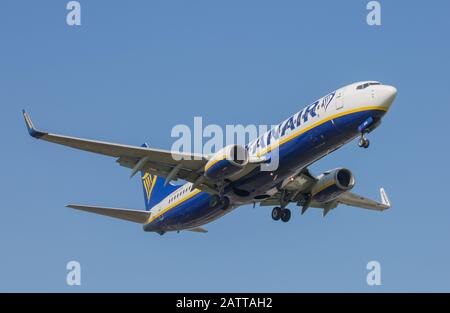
[337,187,391,211]
[22,110,218,193]
[259,168,391,215]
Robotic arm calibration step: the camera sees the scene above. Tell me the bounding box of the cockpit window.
[356,82,381,90]
[356,84,367,90]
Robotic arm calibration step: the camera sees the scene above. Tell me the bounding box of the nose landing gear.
[358,134,370,149]
[357,116,377,149]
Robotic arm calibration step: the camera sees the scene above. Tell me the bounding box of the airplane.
[23,80,396,235]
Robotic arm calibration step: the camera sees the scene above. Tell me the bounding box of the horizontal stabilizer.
[66,204,150,223]
[187,227,208,233]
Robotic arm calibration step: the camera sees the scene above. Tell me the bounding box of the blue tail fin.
[139,143,180,211]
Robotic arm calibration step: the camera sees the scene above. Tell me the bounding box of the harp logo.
[142,173,157,203]
[322,91,336,112]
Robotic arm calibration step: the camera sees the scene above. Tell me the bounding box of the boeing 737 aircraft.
[23,81,396,235]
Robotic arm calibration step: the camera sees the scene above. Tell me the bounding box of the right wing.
[23,110,218,193]
[66,204,150,223]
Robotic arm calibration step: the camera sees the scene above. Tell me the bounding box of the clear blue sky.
[1,0,449,292]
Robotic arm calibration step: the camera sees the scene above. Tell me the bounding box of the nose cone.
[376,85,397,110]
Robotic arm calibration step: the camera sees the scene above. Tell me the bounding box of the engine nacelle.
[204,145,248,181]
[311,168,355,203]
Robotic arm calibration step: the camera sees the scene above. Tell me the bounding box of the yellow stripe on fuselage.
[255,106,387,157]
[146,188,202,224]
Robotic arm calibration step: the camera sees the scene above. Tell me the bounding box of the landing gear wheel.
[281,209,291,223]
[219,197,230,210]
[272,207,282,221]
[358,137,370,149]
[210,195,230,210]
[209,195,220,208]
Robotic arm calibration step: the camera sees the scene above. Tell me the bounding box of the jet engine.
[311,168,355,203]
[204,145,248,181]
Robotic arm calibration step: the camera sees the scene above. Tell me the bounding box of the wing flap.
[66,204,151,223]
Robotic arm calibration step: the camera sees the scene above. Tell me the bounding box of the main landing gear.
[210,181,229,210]
[358,134,370,149]
[271,207,291,223]
[271,189,291,222]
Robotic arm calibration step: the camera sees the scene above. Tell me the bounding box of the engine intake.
[204,145,248,181]
[311,168,355,203]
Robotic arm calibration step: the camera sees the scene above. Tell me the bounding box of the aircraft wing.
[23,110,217,193]
[337,187,391,211]
[66,204,151,223]
[259,170,391,216]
